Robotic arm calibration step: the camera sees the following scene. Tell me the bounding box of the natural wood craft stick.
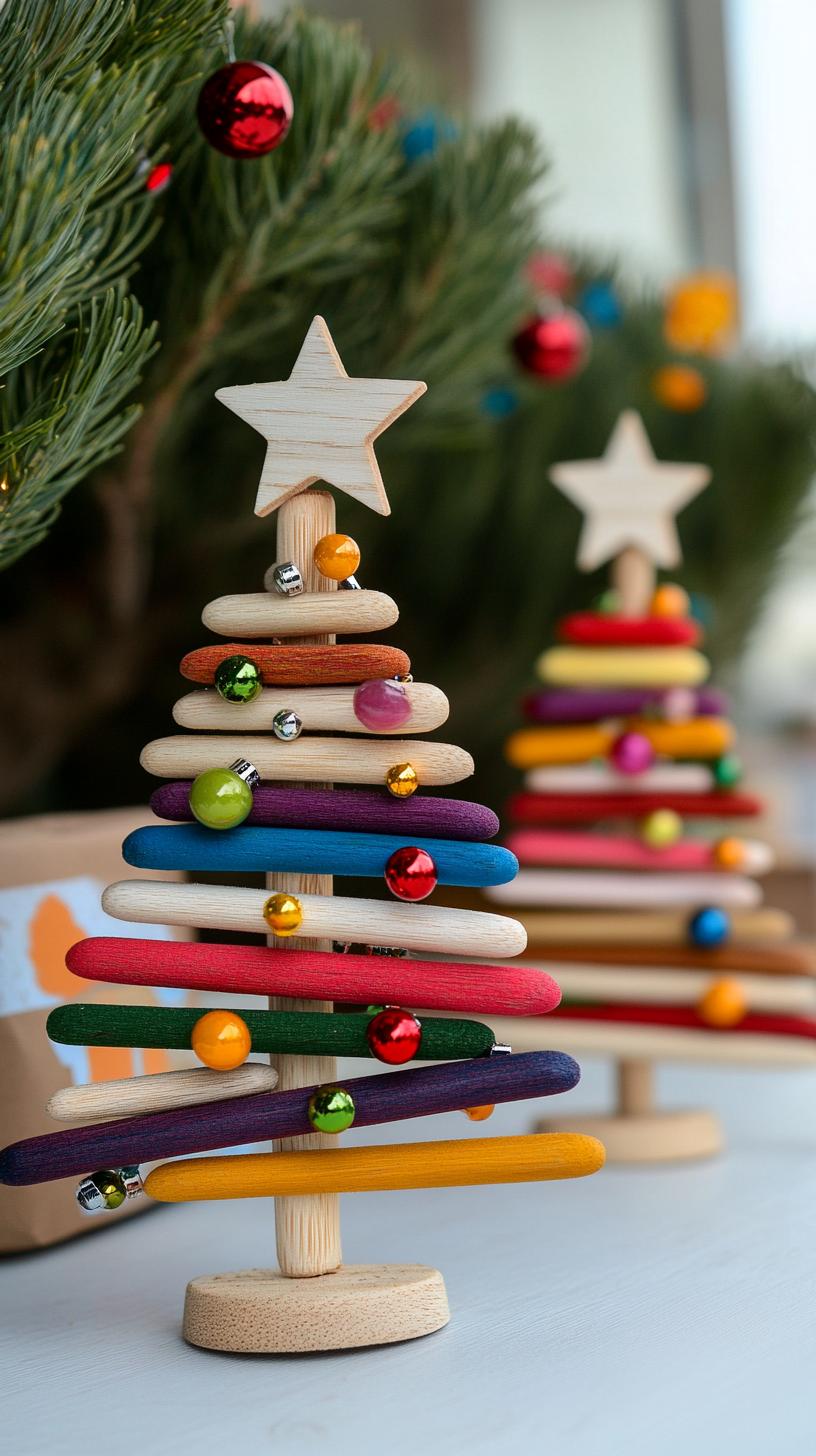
[67,937,562,1016]
[488,868,762,909]
[46,1064,278,1123]
[523,686,727,723]
[101,879,528,957]
[3,1053,579,1186]
[554,965,816,1014]
[508,829,773,875]
[201,589,399,638]
[558,611,700,646]
[480,1014,816,1068]
[523,764,713,793]
[537,645,709,688]
[144,1132,606,1202]
[506,717,731,769]
[180,641,409,686]
[122,824,517,886]
[512,907,793,944]
[523,940,816,976]
[612,543,655,618]
[508,790,763,824]
[140,734,474,786]
[172,682,449,735]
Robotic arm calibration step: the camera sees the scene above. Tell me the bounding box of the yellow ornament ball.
[386,762,419,798]
[651,583,690,619]
[652,363,707,413]
[697,977,747,1028]
[192,1009,252,1071]
[313,533,361,582]
[641,808,683,849]
[712,836,746,871]
[664,271,738,354]
[263,891,303,936]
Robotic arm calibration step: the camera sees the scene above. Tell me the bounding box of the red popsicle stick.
[508,791,763,824]
[180,642,410,686]
[558,613,701,647]
[551,1001,816,1039]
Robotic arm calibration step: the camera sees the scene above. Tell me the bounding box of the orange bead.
[697,977,747,1028]
[712,836,746,871]
[664,272,738,354]
[464,1104,495,1122]
[650,583,690,619]
[191,1010,252,1070]
[313,533,361,582]
[651,364,707,413]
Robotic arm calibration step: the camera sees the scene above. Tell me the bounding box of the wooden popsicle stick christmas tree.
[485,411,816,1164]
[0,319,605,1354]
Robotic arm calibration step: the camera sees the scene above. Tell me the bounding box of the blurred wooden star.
[216,316,426,517]
[550,409,711,569]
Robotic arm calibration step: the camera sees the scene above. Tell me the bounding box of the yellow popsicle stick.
[506,716,732,768]
[144,1133,605,1203]
[537,646,709,687]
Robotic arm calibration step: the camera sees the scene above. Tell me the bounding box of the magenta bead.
[610,730,655,775]
[353,678,412,731]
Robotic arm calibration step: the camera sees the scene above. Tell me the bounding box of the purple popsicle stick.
[523,686,728,724]
[150,782,499,840]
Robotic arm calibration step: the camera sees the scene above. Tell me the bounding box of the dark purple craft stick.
[150,783,499,841]
[523,686,728,724]
[0,1052,578,1186]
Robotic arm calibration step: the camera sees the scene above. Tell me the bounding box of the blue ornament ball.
[578,279,622,328]
[688,906,730,948]
[402,108,456,161]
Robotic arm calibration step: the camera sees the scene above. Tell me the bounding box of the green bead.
[95,1171,126,1209]
[214,654,262,704]
[189,767,253,830]
[594,589,620,615]
[713,753,743,789]
[307,1085,356,1134]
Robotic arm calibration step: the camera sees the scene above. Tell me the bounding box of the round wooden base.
[535,1108,723,1164]
[182,1264,450,1353]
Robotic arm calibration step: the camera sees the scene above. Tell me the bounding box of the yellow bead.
[313,533,361,582]
[650,583,691,618]
[697,977,747,1028]
[386,762,418,798]
[664,272,737,354]
[712,836,746,871]
[641,808,683,849]
[263,892,303,936]
[191,1010,251,1070]
[464,1104,495,1121]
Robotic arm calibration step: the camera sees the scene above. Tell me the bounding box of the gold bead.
[464,1104,495,1121]
[263,891,303,935]
[385,762,419,798]
[313,533,361,582]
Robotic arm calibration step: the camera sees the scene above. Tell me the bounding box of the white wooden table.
[4,1057,815,1456]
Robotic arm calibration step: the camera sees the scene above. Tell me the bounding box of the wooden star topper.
[216,316,426,517]
[550,410,711,570]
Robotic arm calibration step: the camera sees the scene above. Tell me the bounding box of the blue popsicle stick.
[123,823,518,887]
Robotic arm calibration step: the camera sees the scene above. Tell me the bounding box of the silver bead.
[228,757,260,790]
[491,1042,513,1056]
[119,1166,144,1198]
[76,1166,143,1214]
[339,574,362,591]
[267,561,304,596]
[393,673,413,683]
[272,709,302,742]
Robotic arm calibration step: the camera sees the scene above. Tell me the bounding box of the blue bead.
[577,280,622,328]
[688,906,730,948]
[402,109,456,161]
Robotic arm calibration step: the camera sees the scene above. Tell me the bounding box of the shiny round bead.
[308,1085,356,1134]
[214,654,262,704]
[688,905,730,948]
[366,1006,422,1064]
[353,677,412,731]
[384,845,438,901]
[192,1009,251,1071]
[189,766,253,830]
[313,533,361,582]
[593,589,620,615]
[610,731,655,776]
[76,1168,129,1213]
[712,836,746,871]
[269,561,304,596]
[697,977,747,1028]
[641,808,683,849]
[272,708,302,741]
[662,687,696,722]
[713,753,743,789]
[386,762,419,798]
[651,583,691,618]
[263,891,303,936]
[464,1104,495,1121]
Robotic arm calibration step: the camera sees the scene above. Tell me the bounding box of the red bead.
[366,1007,422,1064]
[197,61,293,159]
[384,845,438,901]
[511,308,589,380]
[145,162,173,194]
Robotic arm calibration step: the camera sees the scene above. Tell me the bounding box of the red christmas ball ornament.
[366,1007,422,1065]
[511,308,590,381]
[384,845,438,902]
[197,60,293,159]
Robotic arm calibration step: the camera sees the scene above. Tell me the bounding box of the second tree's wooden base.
[535,1107,723,1163]
[182,1264,450,1353]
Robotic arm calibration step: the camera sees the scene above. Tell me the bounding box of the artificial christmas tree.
[485,411,816,1163]
[0,320,603,1352]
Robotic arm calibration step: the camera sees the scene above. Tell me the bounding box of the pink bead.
[353,678,411,731]
[662,687,696,723]
[611,730,655,775]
